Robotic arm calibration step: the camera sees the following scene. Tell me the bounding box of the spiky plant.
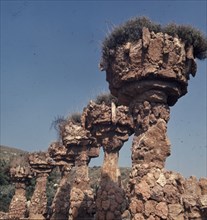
[67,112,82,125]
[51,115,67,140]
[162,23,207,60]
[102,16,207,61]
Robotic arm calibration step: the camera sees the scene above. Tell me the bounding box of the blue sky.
[1,0,206,178]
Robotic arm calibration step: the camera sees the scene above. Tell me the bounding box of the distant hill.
[0,145,27,162]
[0,145,131,212]
[0,145,28,212]
[0,145,131,186]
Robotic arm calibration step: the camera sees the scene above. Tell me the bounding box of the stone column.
[100,22,207,218]
[130,94,171,176]
[62,119,100,220]
[127,93,173,219]
[28,152,54,219]
[82,100,134,220]
[74,145,90,185]
[29,173,48,219]
[9,154,32,219]
[9,181,27,219]
[101,149,119,183]
[48,142,74,220]
[96,143,127,220]
[68,148,95,220]
[50,164,72,220]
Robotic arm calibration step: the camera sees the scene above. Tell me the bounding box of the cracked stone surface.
[28,152,54,219]
[61,119,100,220]
[9,154,32,219]
[103,28,197,106]
[102,27,207,219]
[82,100,134,219]
[48,142,74,220]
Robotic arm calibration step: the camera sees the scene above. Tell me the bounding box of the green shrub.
[46,167,61,207]
[0,184,15,212]
[25,177,36,201]
[0,160,10,185]
[102,16,207,60]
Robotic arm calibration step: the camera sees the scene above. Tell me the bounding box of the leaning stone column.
[82,97,134,220]
[48,141,75,220]
[28,152,54,220]
[100,17,207,219]
[61,117,100,220]
[9,182,27,219]
[9,154,32,219]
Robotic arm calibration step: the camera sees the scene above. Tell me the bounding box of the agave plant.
[101,16,207,62]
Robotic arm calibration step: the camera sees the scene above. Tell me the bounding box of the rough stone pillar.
[61,118,100,220]
[74,145,90,185]
[127,93,173,219]
[28,152,54,219]
[50,165,72,220]
[100,20,207,218]
[96,146,127,220]
[29,173,48,219]
[82,99,134,220]
[68,148,95,220]
[101,150,119,183]
[130,95,171,176]
[9,181,27,219]
[9,154,32,219]
[48,142,74,220]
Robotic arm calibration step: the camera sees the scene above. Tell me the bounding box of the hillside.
[0,145,27,162]
[0,145,131,213]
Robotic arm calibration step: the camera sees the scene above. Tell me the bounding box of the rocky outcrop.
[9,154,32,219]
[48,142,74,220]
[103,28,197,106]
[128,169,207,219]
[62,119,100,220]
[28,152,55,220]
[0,212,9,220]
[82,100,134,219]
[101,27,207,219]
[127,98,173,219]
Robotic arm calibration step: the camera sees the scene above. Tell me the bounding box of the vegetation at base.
[0,147,61,213]
[0,184,15,212]
[102,16,207,60]
[0,145,131,213]
[0,159,14,212]
[94,93,118,106]
[25,177,36,201]
[46,167,61,208]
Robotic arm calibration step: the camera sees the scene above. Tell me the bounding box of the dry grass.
[94,93,118,105]
[102,16,207,61]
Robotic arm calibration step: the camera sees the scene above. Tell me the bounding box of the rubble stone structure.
[48,141,74,220]
[28,152,54,220]
[83,100,134,219]
[9,154,32,219]
[4,19,207,220]
[101,26,207,219]
[62,119,100,220]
